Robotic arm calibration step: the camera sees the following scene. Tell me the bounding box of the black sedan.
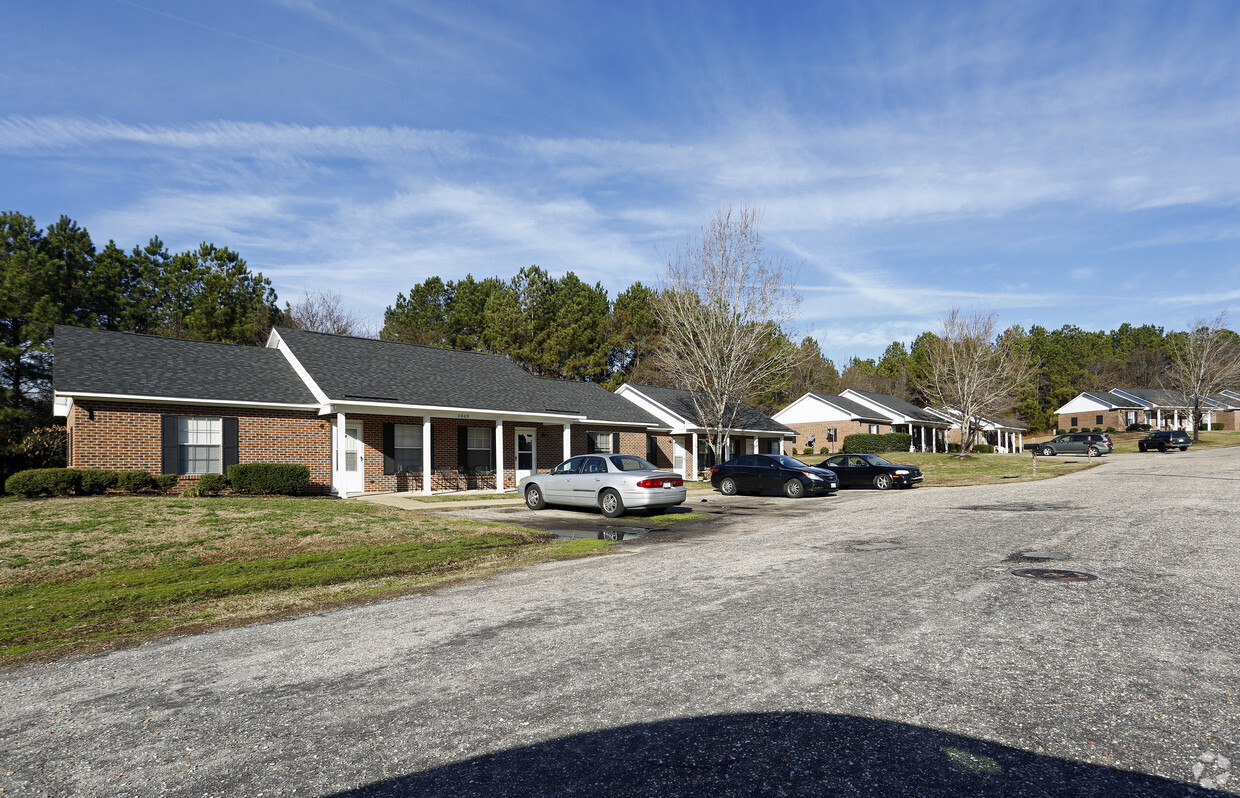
[710,454,839,498]
[817,453,923,490]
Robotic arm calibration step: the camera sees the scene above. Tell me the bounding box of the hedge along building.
[613,383,795,479]
[52,325,665,497]
[770,392,896,456]
[836,389,953,453]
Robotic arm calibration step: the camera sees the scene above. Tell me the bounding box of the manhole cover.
[1011,568,1098,582]
[850,542,903,551]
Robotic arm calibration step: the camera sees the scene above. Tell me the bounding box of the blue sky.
[3,0,1238,361]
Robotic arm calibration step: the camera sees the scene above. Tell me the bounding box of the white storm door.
[515,428,537,482]
[672,437,686,478]
[336,421,365,494]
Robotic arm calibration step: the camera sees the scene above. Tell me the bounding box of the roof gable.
[620,384,794,434]
[841,389,949,425]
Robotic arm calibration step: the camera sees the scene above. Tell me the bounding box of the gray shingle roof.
[846,389,949,425]
[1113,388,1191,408]
[1081,391,1143,409]
[53,325,318,405]
[625,384,794,434]
[806,392,895,423]
[277,328,662,423]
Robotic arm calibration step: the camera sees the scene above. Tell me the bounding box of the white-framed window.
[179,416,222,475]
[587,431,613,453]
[394,424,422,473]
[466,427,492,471]
[868,424,879,435]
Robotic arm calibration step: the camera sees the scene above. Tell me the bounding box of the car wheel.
[1138,444,1147,452]
[783,479,805,498]
[873,473,893,490]
[1087,446,1099,457]
[1158,444,1167,452]
[1180,446,1188,452]
[1041,446,1055,456]
[524,485,546,510]
[719,476,738,496]
[599,488,625,518]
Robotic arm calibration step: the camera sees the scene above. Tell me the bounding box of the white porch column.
[335,411,347,499]
[495,419,505,492]
[691,432,699,477]
[422,416,433,496]
[1157,409,1163,429]
[1173,410,1180,429]
[1018,432,1023,452]
[932,428,937,453]
[562,423,572,461]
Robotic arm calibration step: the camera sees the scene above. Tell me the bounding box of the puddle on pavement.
[552,527,652,542]
[956,502,1083,513]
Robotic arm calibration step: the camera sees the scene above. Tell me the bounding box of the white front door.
[515,427,536,482]
[672,437,686,478]
[335,421,364,495]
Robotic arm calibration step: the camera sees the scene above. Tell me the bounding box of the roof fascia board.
[54,391,320,411]
[615,384,693,428]
[321,401,586,423]
[267,328,331,405]
[839,389,912,422]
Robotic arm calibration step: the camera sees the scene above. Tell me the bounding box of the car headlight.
[804,471,824,480]
[894,469,910,475]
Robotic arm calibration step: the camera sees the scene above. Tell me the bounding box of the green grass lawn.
[889,451,1098,487]
[0,496,609,665]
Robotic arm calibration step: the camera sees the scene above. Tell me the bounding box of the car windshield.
[609,455,659,472]
[770,455,810,469]
[860,454,893,465]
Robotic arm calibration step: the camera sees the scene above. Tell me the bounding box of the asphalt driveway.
[2,449,1237,796]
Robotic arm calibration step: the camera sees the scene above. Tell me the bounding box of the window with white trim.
[868,424,880,435]
[394,424,423,473]
[179,416,222,475]
[466,427,492,471]
[587,431,613,453]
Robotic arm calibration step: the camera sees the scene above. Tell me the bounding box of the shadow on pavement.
[329,711,1213,797]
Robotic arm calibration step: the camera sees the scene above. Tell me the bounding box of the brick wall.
[68,400,332,492]
[1057,410,1131,431]
[782,420,891,456]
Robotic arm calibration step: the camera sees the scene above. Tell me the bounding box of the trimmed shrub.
[973,444,995,454]
[819,446,830,455]
[842,432,912,454]
[227,463,310,495]
[196,473,228,495]
[153,474,180,494]
[1126,423,1152,432]
[78,469,118,495]
[4,468,80,497]
[117,470,154,493]
[1068,427,1078,433]
[802,447,814,455]
[1105,427,1117,433]
[1212,422,1224,431]
[947,443,962,453]
[1092,427,1103,433]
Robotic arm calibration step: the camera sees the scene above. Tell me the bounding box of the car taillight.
[637,477,683,488]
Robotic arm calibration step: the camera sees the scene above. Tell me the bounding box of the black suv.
[1138,430,1192,452]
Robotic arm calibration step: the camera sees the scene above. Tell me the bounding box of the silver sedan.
[518,454,687,518]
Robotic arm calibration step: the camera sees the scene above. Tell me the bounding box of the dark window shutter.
[383,423,395,475]
[458,426,469,470]
[612,432,620,453]
[161,415,180,474]
[586,433,596,454]
[489,427,497,470]
[222,417,239,473]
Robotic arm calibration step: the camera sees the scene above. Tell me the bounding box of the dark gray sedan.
[518,455,687,518]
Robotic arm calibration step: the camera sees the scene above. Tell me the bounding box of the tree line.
[5,209,1237,479]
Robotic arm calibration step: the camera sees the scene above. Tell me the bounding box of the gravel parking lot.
[2,448,1237,796]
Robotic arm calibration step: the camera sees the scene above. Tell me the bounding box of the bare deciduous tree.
[284,288,368,337]
[653,206,801,466]
[1167,310,1240,442]
[922,308,1035,453]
